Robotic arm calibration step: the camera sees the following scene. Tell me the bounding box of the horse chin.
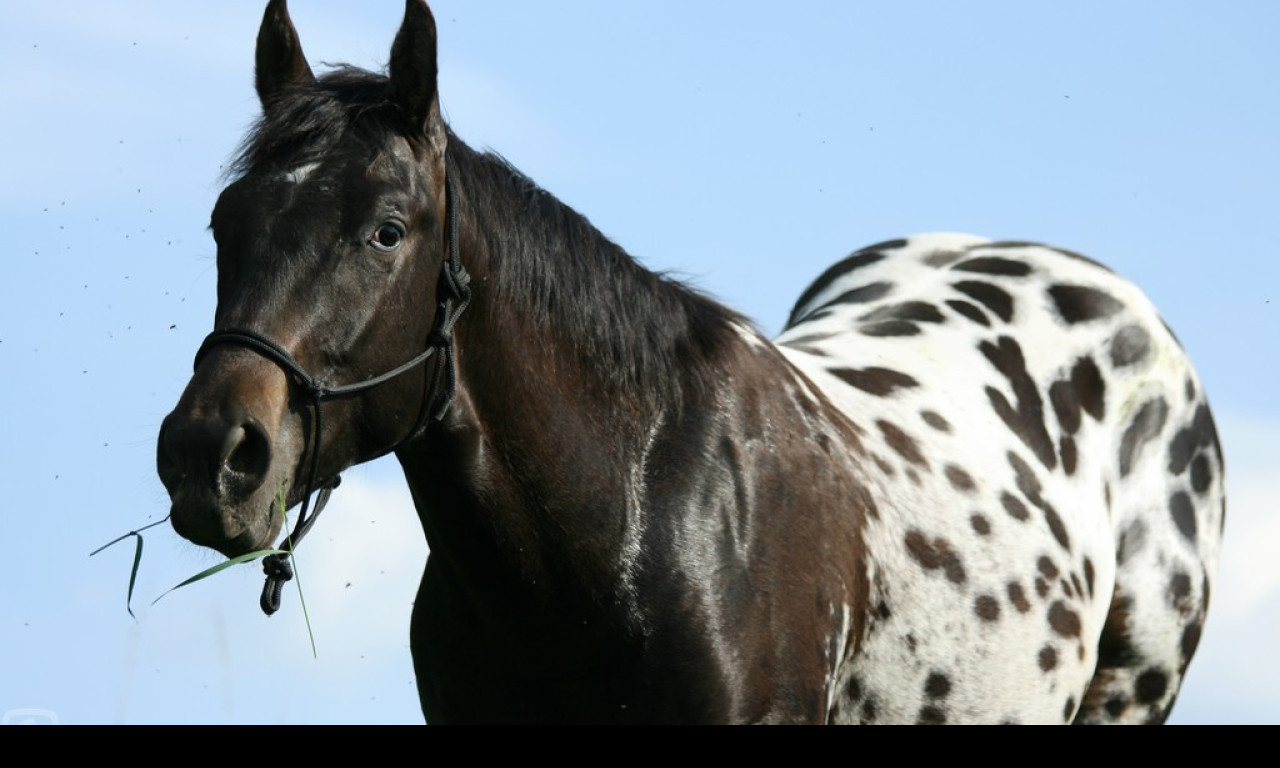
[169,486,286,559]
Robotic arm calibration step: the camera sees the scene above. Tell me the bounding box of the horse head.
[157,0,455,559]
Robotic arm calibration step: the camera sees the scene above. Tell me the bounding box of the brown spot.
[904,529,967,585]
[952,256,1033,276]
[1117,520,1147,565]
[1180,621,1203,669]
[1049,357,1106,441]
[916,705,947,724]
[1169,571,1193,611]
[974,594,1000,622]
[1035,578,1050,598]
[1119,397,1170,477]
[981,338,1056,468]
[1010,452,1044,501]
[1083,558,1096,598]
[878,419,927,467]
[970,514,992,536]
[872,454,896,476]
[846,675,863,702]
[860,697,878,723]
[1010,453,1071,550]
[924,672,952,698]
[1075,357,1106,420]
[1059,436,1077,475]
[831,366,919,396]
[1048,600,1082,638]
[1135,668,1169,705]
[1170,491,1197,542]
[920,410,952,432]
[945,299,991,326]
[1048,382,1080,434]
[1048,284,1123,323]
[1168,404,1219,475]
[1190,454,1213,494]
[1105,696,1129,719]
[923,249,964,267]
[1063,697,1077,722]
[1038,645,1058,671]
[860,301,946,325]
[798,282,896,323]
[1041,503,1071,551]
[1007,582,1031,613]
[953,281,1014,322]
[1037,556,1060,580]
[945,464,976,492]
[1001,491,1030,521]
[788,246,894,325]
[861,320,920,337]
[1110,323,1152,367]
[1096,593,1136,669]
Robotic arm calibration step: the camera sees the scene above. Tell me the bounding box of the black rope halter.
[192,171,470,616]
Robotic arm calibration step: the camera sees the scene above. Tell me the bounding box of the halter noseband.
[192,172,470,616]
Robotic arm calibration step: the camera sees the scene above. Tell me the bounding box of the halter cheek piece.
[192,172,469,616]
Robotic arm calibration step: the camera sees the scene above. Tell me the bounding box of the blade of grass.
[279,497,318,658]
[151,549,287,606]
[91,516,170,619]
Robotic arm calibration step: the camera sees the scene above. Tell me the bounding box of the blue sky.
[2,1,1276,724]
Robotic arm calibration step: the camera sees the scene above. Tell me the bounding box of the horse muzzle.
[157,352,297,557]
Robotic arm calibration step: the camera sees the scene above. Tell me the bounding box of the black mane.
[232,65,744,406]
[447,141,743,404]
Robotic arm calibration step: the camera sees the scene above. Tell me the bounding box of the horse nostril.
[220,418,272,499]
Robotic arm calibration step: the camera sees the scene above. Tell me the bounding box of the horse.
[157,0,1223,723]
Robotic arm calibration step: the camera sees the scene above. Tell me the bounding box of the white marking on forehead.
[282,162,321,185]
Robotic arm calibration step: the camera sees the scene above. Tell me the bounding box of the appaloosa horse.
[157,0,1223,723]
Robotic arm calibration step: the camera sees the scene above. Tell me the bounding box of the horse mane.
[446,140,744,405]
[230,65,745,408]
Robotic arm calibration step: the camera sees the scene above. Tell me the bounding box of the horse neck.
[401,141,743,598]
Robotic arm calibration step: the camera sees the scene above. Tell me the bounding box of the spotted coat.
[773,233,1223,724]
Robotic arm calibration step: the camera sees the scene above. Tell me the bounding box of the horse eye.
[370,222,405,251]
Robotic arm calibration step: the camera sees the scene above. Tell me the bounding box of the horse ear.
[256,0,315,111]
[389,0,446,152]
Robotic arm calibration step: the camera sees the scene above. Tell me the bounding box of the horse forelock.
[229,65,413,181]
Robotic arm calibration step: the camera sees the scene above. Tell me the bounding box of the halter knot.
[427,327,453,348]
